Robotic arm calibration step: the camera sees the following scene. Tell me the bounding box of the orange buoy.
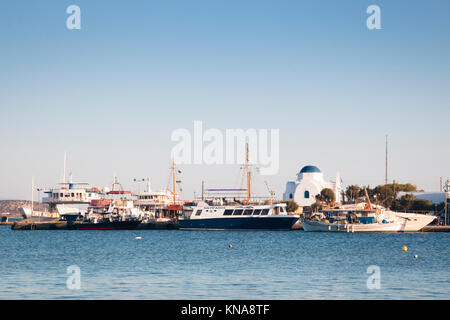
[228,244,233,248]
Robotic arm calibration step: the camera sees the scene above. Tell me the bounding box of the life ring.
[243,199,249,205]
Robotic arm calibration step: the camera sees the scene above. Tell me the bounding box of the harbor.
[4,147,448,233]
[1,0,449,302]
[1,141,448,233]
[0,225,449,300]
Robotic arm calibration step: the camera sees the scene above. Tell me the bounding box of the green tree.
[316,188,336,205]
[281,200,299,213]
[345,185,361,203]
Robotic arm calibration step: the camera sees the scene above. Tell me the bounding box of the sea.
[0,226,449,299]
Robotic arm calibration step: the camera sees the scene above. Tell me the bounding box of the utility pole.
[201,181,205,201]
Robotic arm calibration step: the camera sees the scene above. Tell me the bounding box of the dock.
[11,219,179,230]
[11,219,68,230]
[421,225,450,232]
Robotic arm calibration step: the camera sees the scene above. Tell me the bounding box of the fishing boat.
[301,202,436,233]
[178,143,300,230]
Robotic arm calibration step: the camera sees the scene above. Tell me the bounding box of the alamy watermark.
[171,121,279,175]
[66,265,81,290]
[366,265,381,290]
[66,5,81,30]
[65,5,380,31]
[366,5,381,30]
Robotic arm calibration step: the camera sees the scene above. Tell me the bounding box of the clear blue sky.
[1,0,449,200]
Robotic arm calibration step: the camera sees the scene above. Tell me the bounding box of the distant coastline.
[0,200,49,217]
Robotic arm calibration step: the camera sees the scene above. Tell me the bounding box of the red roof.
[107,190,132,194]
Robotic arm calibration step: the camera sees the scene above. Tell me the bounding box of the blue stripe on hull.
[179,217,299,230]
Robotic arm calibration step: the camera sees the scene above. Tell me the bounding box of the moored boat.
[301,203,436,232]
[179,202,299,230]
[178,143,300,230]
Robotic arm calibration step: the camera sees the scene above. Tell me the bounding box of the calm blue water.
[0,226,449,299]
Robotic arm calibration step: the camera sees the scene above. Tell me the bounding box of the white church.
[283,165,343,207]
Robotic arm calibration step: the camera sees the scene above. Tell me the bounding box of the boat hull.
[301,214,436,232]
[179,216,299,230]
[393,213,436,232]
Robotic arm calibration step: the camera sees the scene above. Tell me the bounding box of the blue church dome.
[299,165,321,173]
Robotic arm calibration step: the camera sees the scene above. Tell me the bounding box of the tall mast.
[31,176,34,214]
[63,150,67,183]
[172,158,176,204]
[385,135,388,185]
[246,143,250,202]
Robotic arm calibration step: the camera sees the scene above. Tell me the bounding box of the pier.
[421,225,450,232]
[10,219,180,230]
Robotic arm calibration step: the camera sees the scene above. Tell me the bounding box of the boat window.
[195,210,202,216]
[243,209,253,215]
[289,193,293,199]
[253,209,262,215]
[304,191,310,199]
[223,209,233,215]
[261,209,270,215]
[233,209,243,215]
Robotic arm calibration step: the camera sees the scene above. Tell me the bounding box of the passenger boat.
[178,143,300,230]
[179,202,299,230]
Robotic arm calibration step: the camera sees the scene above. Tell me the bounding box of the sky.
[0,0,449,200]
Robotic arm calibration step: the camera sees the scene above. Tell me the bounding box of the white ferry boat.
[178,143,300,230]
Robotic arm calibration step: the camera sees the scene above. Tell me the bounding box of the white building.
[283,165,342,207]
[396,179,450,204]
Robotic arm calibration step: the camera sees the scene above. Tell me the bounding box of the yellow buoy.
[324,219,330,223]
[402,246,408,252]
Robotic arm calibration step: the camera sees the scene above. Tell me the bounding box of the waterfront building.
[282,165,342,207]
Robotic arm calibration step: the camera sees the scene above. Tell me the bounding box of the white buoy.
[414,254,418,259]
[136,236,142,240]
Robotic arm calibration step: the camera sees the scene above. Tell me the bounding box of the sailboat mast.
[63,150,67,184]
[31,176,34,214]
[172,158,176,204]
[246,143,250,202]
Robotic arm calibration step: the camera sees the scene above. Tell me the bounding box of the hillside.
[0,200,49,216]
